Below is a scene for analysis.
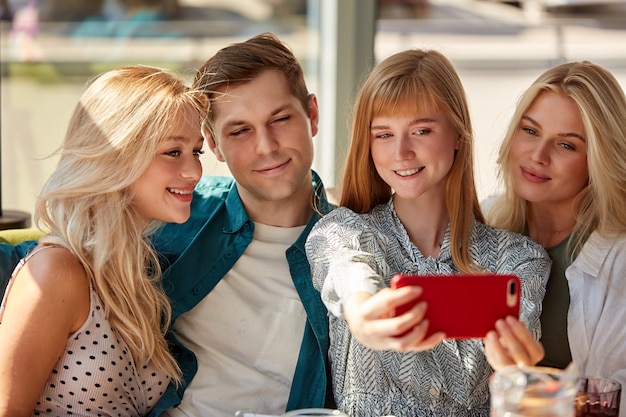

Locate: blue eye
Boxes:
[522,127,538,136]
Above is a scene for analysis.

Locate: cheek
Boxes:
[431,141,456,169]
[369,144,386,168]
[213,147,226,162]
[566,159,589,191]
[217,143,249,170]
[507,139,524,162]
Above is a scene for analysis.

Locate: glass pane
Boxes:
[375,0,626,200]
[1,0,318,218]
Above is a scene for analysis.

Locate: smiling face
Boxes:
[131,104,204,224]
[370,109,459,205]
[207,69,318,222]
[508,90,589,212]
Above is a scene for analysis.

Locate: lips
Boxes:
[256,159,290,174]
[395,167,425,177]
[520,166,550,183]
[167,187,193,195]
[167,187,194,202]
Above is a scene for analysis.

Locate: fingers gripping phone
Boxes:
[390,273,521,340]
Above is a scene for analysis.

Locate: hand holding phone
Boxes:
[390,273,520,340]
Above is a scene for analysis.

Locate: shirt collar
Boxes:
[571,231,613,277]
[222,170,336,235]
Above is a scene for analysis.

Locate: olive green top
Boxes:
[537,234,574,369]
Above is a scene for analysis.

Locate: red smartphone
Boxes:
[390,273,520,340]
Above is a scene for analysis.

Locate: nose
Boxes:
[530,139,550,165]
[181,155,202,181]
[394,133,415,160]
[255,127,279,155]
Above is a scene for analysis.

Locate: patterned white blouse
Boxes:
[305,200,550,417]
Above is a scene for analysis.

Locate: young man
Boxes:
[151,32,335,417]
[0,33,335,417]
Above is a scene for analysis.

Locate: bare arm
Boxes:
[0,247,89,417]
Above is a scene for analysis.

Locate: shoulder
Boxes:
[5,245,89,322]
[474,222,548,259]
[18,246,87,292]
[571,232,626,276]
[188,175,233,219]
[193,175,234,198]
[309,207,365,243]
[1,245,90,354]
[308,205,391,252]
[314,206,369,229]
[584,232,626,254]
[191,175,234,213]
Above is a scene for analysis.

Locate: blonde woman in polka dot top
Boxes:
[0,65,208,416]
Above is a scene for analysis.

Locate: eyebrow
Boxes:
[521,115,586,142]
[370,117,437,131]
[166,135,205,145]
[270,103,293,116]
[222,103,296,129]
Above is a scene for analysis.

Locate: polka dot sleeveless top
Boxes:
[2,246,170,416]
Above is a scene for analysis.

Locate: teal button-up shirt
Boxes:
[148,171,335,416]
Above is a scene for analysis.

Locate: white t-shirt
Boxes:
[165,223,307,417]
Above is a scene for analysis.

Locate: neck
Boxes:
[527,203,576,248]
[240,186,314,228]
[393,194,449,258]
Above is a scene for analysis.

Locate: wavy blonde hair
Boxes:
[34,65,208,383]
[489,61,626,257]
[340,49,484,273]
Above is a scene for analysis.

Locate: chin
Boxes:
[163,210,192,224]
[173,215,191,224]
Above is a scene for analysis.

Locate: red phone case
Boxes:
[390,273,520,339]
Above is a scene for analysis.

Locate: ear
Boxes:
[308,94,319,137]
[202,123,225,162]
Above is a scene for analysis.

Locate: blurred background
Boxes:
[1,0,625,225]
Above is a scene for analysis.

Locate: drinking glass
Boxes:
[490,365,578,417]
[282,409,349,417]
[575,376,621,417]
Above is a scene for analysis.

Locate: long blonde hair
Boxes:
[35,65,208,383]
[340,49,484,273]
[489,61,626,256]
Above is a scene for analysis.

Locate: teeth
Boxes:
[168,188,193,195]
[396,167,423,177]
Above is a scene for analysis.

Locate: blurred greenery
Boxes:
[6,61,184,83]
